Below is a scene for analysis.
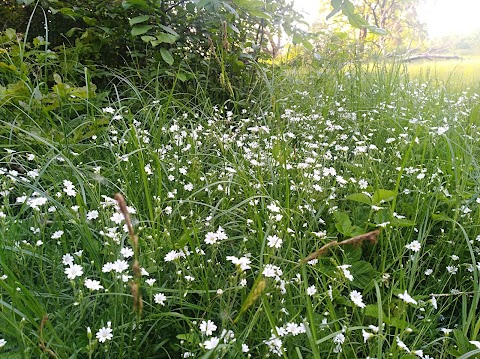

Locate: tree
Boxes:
[324,0,427,55]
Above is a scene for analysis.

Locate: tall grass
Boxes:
[2,33,480,358]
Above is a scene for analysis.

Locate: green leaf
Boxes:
[302,39,313,51]
[390,218,415,227]
[367,25,388,36]
[292,33,303,45]
[122,0,149,10]
[351,261,377,289]
[334,211,352,235]
[156,32,178,44]
[176,73,187,82]
[372,189,395,205]
[346,193,372,205]
[53,73,62,84]
[160,48,174,65]
[129,15,150,26]
[432,213,451,222]
[5,28,16,40]
[131,25,153,36]
[158,24,179,37]
[454,329,471,355]
[141,35,156,43]
[82,16,97,26]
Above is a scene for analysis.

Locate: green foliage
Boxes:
[2,0,310,102]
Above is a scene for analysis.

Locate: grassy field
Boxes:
[407,56,480,90]
[2,53,480,358]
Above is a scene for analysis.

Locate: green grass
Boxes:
[407,56,480,91]
[2,50,480,358]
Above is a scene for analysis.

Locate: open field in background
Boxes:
[406,56,480,90]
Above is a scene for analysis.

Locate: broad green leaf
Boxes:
[0,62,18,72]
[82,16,97,26]
[122,0,149,10]
[160,48,174,65]
[302,39,313,51]
[346,193,372,205]
[129,15,150,26]
[372,189,395,205]
[53,73,62,84]
[158,24,179,37]
[131,25,153,36]
[292,33,303,45]
[367,25,388,35]
[141,35,156,43]
[58,7,79,19]
[351,261,377,289]
[334,211,352,232]
[176,73,187,82]
[156,32,178,44]
[5,28,16,40]
[248,8,272,20]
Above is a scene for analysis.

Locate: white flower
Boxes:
[145,278,156,286]
[337,265,354,281]
[112,259,129,273]
[110,212,124,224]
[333,333,345,353]
[84,279,103,291]
[120,247,134,259]
[0,339,6,347]
[102,106,115,114]
[62,253,74,266]
[267,235,283,249]
[358,179,368,189]
[184,183,193,191]
[362,329,374,342]
[63,180,76,197]
[204,232,218,245]
[447,265,458,274]
[430,295,438,310]
[396,336,410,352]
[226,256,251,272]
[350,290,366,308]
[242,343,249,352]
[199,320,217,336]
[412,349,424,357]
[267,202,281,213]
[144,164,153,175]
[102,262,115,273]
[154,293,167,306]
[86,210,99,220]
[27,196,47,210]
[202,336,220,350]
[307,285,317,296]
[164,250,179,262]
[398,290,417,305]
[65,264,83,280]
[96,325,113,343]
[51,230,64,239]
[405,240,421,252]
[262,264,282,278]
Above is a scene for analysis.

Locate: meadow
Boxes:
[2,39,480,358]
[406,56,480,91]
